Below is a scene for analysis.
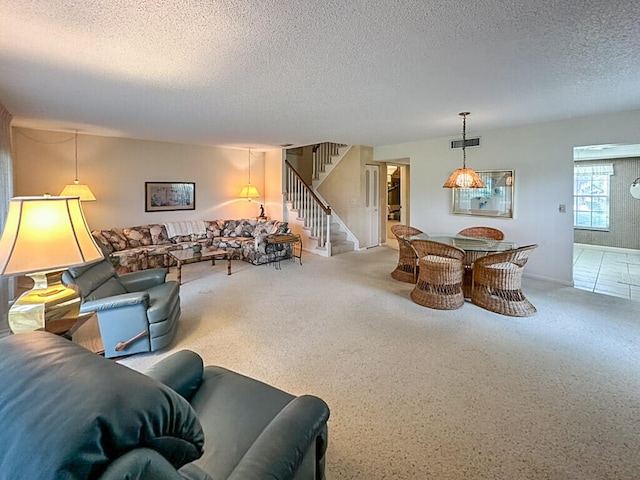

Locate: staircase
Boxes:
[284,144,355,257]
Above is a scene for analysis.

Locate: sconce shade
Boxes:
[60,181,97,202]
[443,168,487,188]
[0,196,102,276]
[238,184,261,200]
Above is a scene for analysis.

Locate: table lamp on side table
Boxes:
[0,196,103,334]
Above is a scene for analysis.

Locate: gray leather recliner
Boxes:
[0,332,330,480]
[62,247,180,358]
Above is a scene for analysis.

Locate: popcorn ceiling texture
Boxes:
[1,0,639,147]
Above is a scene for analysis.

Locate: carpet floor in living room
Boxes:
[119,246,640,480]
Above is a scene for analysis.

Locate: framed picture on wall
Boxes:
[145,182,196,212]
[452,170,514,218]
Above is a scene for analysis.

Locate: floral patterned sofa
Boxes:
[91,219,291,274]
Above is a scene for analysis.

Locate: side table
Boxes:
[265,234,302,269]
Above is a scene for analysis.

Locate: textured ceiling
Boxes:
[1,0,639,149]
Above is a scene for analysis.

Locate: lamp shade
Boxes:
[238,184,261,200]
[0,196,103,276]
[443,168,486,188]
[60,181,96,201]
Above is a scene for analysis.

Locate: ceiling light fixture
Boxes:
[60,130,96,201]
[238,148,260,201]
[443,112,486,189]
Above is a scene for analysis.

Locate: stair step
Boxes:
[330,240,355,255]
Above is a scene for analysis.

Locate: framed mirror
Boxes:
[452,170,514,218]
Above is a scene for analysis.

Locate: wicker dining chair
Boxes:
[390,224,423,283]
[410,239,465,310]
[457,226,505,240]
[471,244,538,317]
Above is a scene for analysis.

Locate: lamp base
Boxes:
[8,271,81,334]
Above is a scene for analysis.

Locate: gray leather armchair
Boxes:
[0,332,330,480]
[62,248,180,358]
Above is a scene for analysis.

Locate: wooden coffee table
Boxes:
[166,247,231,285]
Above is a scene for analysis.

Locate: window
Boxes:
[573,163,613,230]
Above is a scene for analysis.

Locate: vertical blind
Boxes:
[0,102,13,334]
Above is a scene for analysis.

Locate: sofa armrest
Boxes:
[81,292,150,313]
[228,395,330,480]
[145,350,204,402]
[119,268,168,292]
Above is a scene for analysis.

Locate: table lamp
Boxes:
[0,196,103,333]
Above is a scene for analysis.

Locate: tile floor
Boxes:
[573,243,640,301]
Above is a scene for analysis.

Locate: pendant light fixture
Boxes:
[60,130,97,201]
[238,148,260,201]
[443,112,486,189]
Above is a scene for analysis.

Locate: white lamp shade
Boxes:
[0,196,103,276]
[60,182,96,201]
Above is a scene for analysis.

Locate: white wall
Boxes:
[374,109,640,285]
[12,128,281,230]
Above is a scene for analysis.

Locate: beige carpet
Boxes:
[120,246,640,479]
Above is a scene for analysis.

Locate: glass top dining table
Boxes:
[404,233,518,254]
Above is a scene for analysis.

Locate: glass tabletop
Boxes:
[405,233,518,252]
[168,247,227,261]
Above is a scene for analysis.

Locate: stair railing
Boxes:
[285,160,332,252]
[312,142,345,181]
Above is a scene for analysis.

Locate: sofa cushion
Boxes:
[123,225,153,248]
[150,224,172,245]
[101,228,129,251]
[92,231,115,253]
[0,332,204,480]
[205,220,224,238]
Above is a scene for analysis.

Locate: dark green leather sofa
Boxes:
[0,332,330,480]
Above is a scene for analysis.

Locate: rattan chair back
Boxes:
[390,225,423,283]
[458,226,505,240]
[410,239,465,310]
[471,244,538,317]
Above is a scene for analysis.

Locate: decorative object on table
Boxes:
[443,112,486,189]
[631,177,640,199]
[238,148,260,201]
[471,244,538,317]
[258,203,267,219]
[59,130,96,201]
[451,170,514,218]
[390,224,423,283]
[145,181,195,212]
[458,226,505,240]
[409,239,465,310]
[0,196,103,334]
[192,244,202,253]
[61,243,181,358]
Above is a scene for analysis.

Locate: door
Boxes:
[364,165,380,248]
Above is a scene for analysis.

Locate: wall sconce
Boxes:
[631,178,640,199]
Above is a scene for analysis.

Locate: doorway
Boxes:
[386,163,409,242]
[572,143,640,301]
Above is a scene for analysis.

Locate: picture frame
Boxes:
[452,170,514,218]
[145,182,195,212]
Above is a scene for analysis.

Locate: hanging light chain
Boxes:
[74,130,79,181]
[460,112,469,169]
